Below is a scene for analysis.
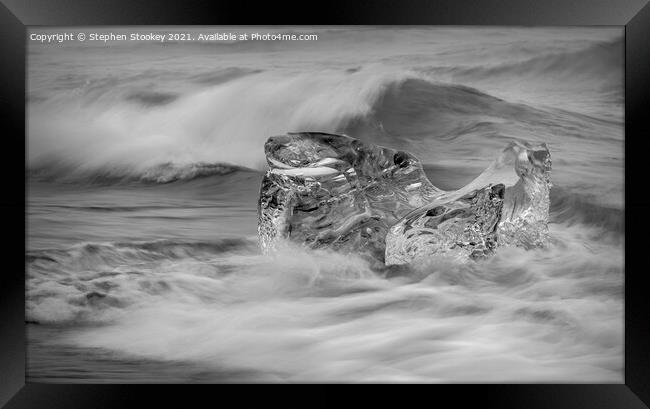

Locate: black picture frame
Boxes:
[2,0,649,407]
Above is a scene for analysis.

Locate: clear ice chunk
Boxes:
[257,132,552,265]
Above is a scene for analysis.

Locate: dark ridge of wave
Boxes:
[124,91,179,107]
[26,93,48,103]
[115,238,253,253]
[33,69,182,98]
[189,67,263,85]
[542,105,623,128]
[27,162,254,185]
[148,39,283,53]
[138,162,248,183]
[39,204,242,213]
[420,39,622,89]
[549,186,623,232]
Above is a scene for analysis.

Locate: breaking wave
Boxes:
[28,68,412,172]
[28,69,570,178]
[28,161,249,184]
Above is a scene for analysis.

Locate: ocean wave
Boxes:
[124,91,179,107]
[549,186,623,232]
[28,68,551,173]
[28,65,622,213]
[26,239,371,324]
[28,67,263,105]
[28,69,405,172]
[27,210,623,325]
[26,237,261,323]
[342,77,543,145]
[419,39,622,92]
[25,223,622,382]
[28,237,257,265]
[28,161,250,184]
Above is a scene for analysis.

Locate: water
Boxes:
[27,26,624,382]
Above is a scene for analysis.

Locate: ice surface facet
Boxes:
[385,184,505,265]
[496,142,552,249]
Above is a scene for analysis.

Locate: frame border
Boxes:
[2,0,648,407]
